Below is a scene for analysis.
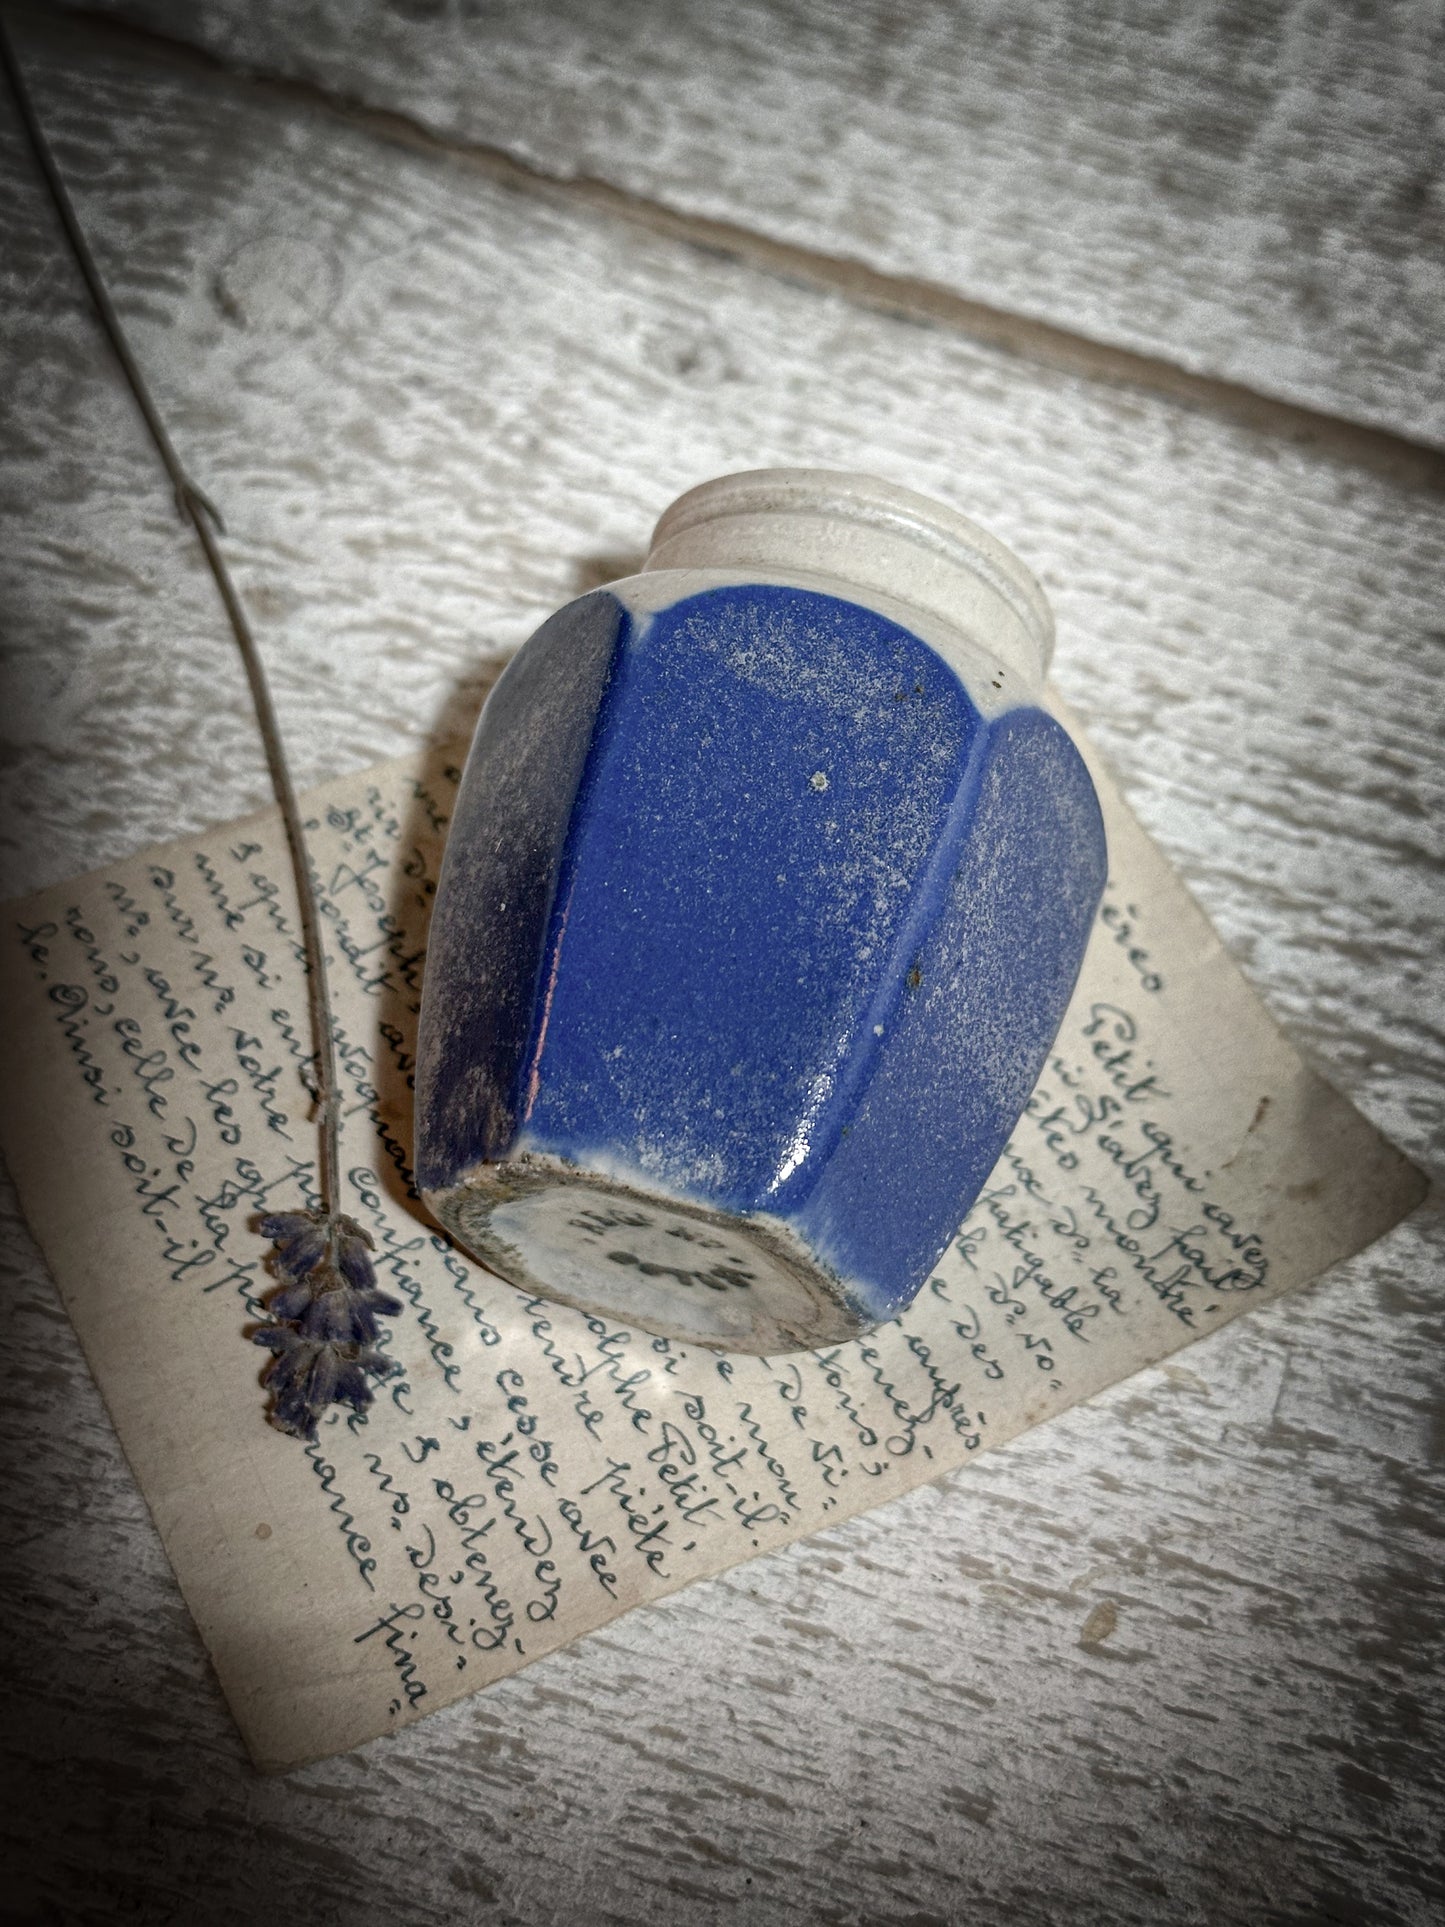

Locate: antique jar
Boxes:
[416,469,1106,1352]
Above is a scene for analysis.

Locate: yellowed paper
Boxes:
[0,726,1423,1768]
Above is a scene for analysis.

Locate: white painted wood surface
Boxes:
[72,0,1445,447]
[0,9,1441,1924]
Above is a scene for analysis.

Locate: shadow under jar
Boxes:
[415,469,1106,1353]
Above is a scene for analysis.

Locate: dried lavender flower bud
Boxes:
[254,1329,398,1440]
[253,1211,401,1440]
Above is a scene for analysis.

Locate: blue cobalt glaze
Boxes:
[416,472,1106,1352]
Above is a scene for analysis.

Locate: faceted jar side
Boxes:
[416,509,1106,1354]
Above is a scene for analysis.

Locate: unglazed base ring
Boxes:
[425,1156,869,1354]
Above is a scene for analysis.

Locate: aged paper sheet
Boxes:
[0,718,1423,1769]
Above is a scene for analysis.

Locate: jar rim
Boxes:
[649,467,1054,670]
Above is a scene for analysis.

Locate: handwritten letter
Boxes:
[0,718,1422,1767]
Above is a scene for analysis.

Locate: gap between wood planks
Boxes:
[40,4,1445,495]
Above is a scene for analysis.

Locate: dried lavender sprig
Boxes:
[1,23,402,1435]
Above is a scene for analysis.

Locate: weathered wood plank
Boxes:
[70,0,1445,446]
[1,13,1441,1925]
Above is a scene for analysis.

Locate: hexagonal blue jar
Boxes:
[416,470,1105,1353]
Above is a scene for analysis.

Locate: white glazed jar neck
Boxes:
[642,468,1054,691]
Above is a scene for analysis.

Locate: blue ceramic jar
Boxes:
[416,471,1106,1352]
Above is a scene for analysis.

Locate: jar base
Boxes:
[425,1157,868,1354]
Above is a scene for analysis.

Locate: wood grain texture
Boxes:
[67,0,1445,448]
[0,10,1441,1924]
